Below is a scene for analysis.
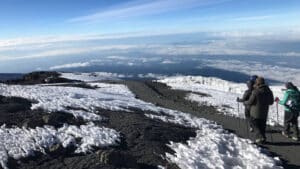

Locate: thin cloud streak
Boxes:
[1,42,300,62]
[0,30,202,49]
[68,0,229,23]
[232,15,274,22]
[1,29,300,51]
[49,62,90,70]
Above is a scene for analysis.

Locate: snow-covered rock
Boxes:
[60,72,132,82]
[0,123,119,169]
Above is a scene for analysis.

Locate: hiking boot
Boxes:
[291,136,299,141]
[255,138,266,144]
[281,131,290,138]
[249,127,254,132]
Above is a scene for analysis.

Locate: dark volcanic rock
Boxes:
[4,71,76,85]
[0,96,84,128]
[98,109,196,168]
[8,108,195,169]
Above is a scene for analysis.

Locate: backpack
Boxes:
[286,91,300,112]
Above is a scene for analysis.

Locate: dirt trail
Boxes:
[123,80,300,169]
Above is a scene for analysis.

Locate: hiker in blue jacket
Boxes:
[275,82,300,141]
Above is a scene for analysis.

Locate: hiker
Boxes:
[275,82,300,141]
[237,80,255,132]
[244,77,274,143]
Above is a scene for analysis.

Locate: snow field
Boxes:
[0,75,282,169]
[0,83,160,121]
[63,73,282,168]
[158,76,295,127]
[0,82,173,168]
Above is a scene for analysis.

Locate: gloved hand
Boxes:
[236,97,241,102]
[275,97,279,102]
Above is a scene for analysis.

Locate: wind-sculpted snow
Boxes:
[146,109,282,169]
[0,80,282,169]
[0,123,119,169]
[60,72,131,82]
[0,83,158,121]
[158,76,295,127]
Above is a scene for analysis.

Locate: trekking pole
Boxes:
[246,118,250,138]
[247,124,250,138]
[269,125,274,143]
[237,102,241,130]
[276,102,279,126]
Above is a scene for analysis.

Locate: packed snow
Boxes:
[146,107,282,169]
[0,123,119,169]
[158,75,297,127]
[60,72,132,82]
[0,75,283,169]
[0,83,160,121]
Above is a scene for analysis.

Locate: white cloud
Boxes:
[4,42,300,62]
[0,45,136,61]
[105,55,129,60]
[201,59,300,84]
[138,73,168,79]
[0,31,193,50]
[49,62,91,70]
[212,29,300,41]
[143,44,300,57]
[1,29,300,63]
[161,60,178,64]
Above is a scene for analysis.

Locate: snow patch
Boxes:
[0,123,119,169]
[146,107,282,169]
[60,72,132,82]
[0,82,161,121]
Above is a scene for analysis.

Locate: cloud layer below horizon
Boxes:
[1,30,300,62]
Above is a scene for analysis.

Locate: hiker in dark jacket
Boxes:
[237,80,255,132]
[275,82,299,141]
[244,77,274,143]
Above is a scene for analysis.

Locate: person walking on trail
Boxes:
[244,77,274,143]
[275,82,300,141]
[237,80,255,132]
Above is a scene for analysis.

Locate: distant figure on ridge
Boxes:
[275,82,300,141]
[244,77,274,143]
[237,80,255,132]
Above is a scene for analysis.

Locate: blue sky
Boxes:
[0,0,300,73]
[0,0,299,38]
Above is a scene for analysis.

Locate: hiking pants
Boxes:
[284,111,299,137]
[245,109,252,128]
[251,118,267,140]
